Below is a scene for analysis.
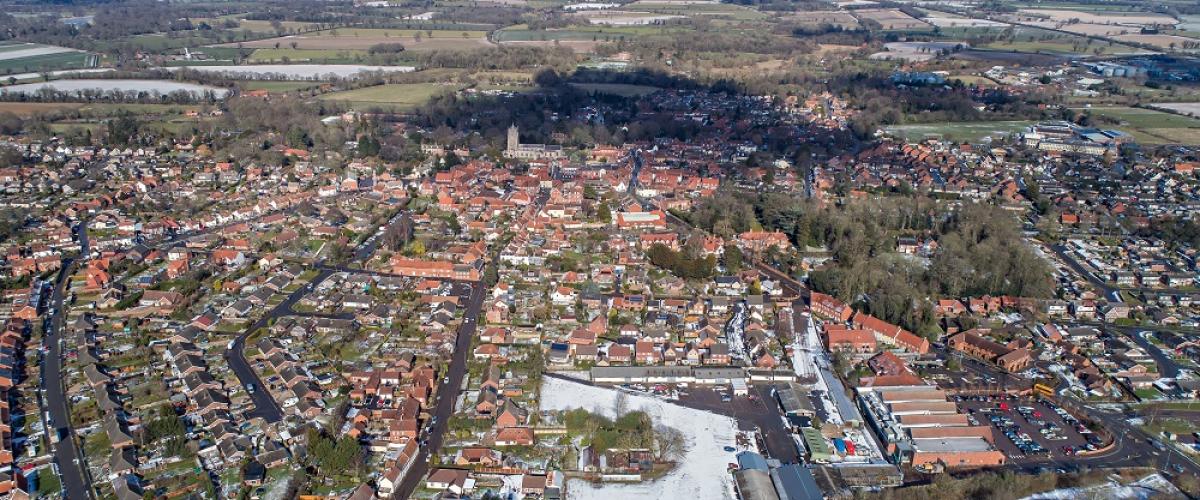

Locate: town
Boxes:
[1,0,1200,499]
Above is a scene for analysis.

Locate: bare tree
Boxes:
[613,391,629,416]
[655,425,686,461]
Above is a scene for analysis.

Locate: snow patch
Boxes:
[540,377,738,500]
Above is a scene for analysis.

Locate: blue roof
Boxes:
[737,451,770,471]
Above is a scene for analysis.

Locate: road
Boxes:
[392,281,484,499]
[41,221,93,499]
[222,269,335,423]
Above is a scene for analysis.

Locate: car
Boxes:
[723,446,736,452]
[246,384,256,394]
[443,376,450,384]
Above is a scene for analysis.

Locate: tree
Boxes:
[723,244,744,273]
[597,202,612,223]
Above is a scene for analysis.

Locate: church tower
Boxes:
[506,124,519,152]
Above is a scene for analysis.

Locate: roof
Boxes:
[911,437,994,453]
[770,464,823,500]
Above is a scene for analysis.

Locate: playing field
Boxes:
[0,42,92,74]
[1018,9,1177,27]
[317,83,460,110]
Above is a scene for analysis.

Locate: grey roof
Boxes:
[770,464,823,500]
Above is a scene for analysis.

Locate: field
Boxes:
[921,14,1008,29]
[1114,34,1199,50]
[853,8,930,30]
[0,42,93,75]
[980,37,1143,56]
[782,11,859,29]
[236,81,322,92]
[573,10,686,25]
[217,28,492,52]
[317,83,460,110]
[1,79,228,97]
[171,64,415,79]
[623,0,767,20]
[570,82,662,96]
[245,48,368,63]
[1017,9,1178,27]
[1148,102,1200,117]
[0,102,83,116]
[1077,106,1200,144]
[884,121,1034,142]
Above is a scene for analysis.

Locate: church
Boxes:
[503,124,564,160]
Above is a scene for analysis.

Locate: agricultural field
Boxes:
[1078,106,1200,144]
[870,41,968,62]
[244,48,369,63]
[782,11,859,29]
[169,64,415,80]
[1113,34,1199,51]
[1016,9,1178,27]
[883,120,1034,142]
[623,0,767,20]
[980,37,1143,56]
[217,28,492,52]
[949,75,999,87]
[572,10,686,26]
[0,102,83,117]
[0,42,93,75]
[1148,102,1200,117]
[922,16,1009,29]
[853,8,930,30]
[236,80,323,92]
[317,82,460,110]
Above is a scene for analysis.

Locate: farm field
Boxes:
[236,80,322,92]
[884,120,1034,142]
[623,0,766,20]
[167,64,415,79]
[573,10,685,25]
[1017,9,1178,27]
[317,83,460,110]
[853,8,930,30]
[1148,102,1200,117]
[922,16,1009,28]
[980,37,1143,55]
[949,75,999,87]
[245,48,369,63]
[1113,34,1199,50]
[217,28,492,52]
[870,41,968,62]
[0,79,229,97]
[1077,106,1200,144]
[0,102,83,116]
[783,11,859,29]
[570,82,663,96]
[0,42,93,74]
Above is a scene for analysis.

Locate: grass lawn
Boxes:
[318,83,460,110]
[884,120,1034,142]
[570,82,662,97]
[0,102,83,116]
[1141,417,1199,437]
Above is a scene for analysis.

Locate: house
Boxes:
[494,427,535,446]
[425,468,473,495]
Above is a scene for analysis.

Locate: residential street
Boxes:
[42,257,91,500]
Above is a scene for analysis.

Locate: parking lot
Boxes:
[956,395,1105,463]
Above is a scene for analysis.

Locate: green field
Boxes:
[884,121,1035,142]
[247,48,369,63]
[496,24,687,42]
[1077,106,1200,144]
[571,82,663,97]
[318,83,460,110]
[237,80,322,92]
[0,51,93,75]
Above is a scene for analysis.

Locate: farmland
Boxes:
[1077,106,1200,144]
[0,42,94,75]
[217,28,493,52]
[317,82,460,110]
[853,8,930,30]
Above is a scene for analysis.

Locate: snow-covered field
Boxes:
[540,377,739,500]
[0,44,80,61]
[164,64,415,80]
[1022,473,1181,500]
[0,79,228,97]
